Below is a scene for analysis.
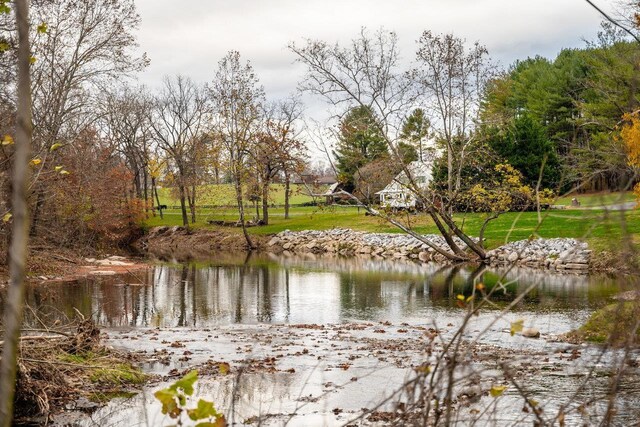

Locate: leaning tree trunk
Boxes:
[0,1,32,425]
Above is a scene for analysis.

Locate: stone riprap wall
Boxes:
[268,229,591,271]
[485,238,590,271]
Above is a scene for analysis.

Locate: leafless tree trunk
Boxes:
[177,175,188,226]
[152,176,163,219]
[0,1,32,424]
[187,182,196,224]
[232,161,252,247]
[284,171,291,219]
[261,181,269,225]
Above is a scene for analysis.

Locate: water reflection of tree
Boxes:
[16,258,626,329]
[20,280,93,327]
[256,265,273,322]
[339,272,384,318]
[428,265,486,308]
[177,265,188,327]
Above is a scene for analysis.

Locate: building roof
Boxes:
[293,174,338,185]
[322,182,342,196]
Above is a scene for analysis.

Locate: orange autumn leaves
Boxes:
[620,113,640,204]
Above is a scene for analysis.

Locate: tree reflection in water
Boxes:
[11,254,627,329]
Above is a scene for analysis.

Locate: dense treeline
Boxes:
[477,23,639,193]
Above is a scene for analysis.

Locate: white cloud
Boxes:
[135,0,612,86]
[132,0,617,159]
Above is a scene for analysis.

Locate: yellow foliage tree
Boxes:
[619,113,640,204]
[463,163,554,213]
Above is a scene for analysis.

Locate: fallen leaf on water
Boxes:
[510,319,524,336]
[490,385,507,397]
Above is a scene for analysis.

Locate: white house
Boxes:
[376,161,433,209]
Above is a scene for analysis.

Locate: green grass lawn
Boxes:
[156,183,322,207]
[554,191,635,207]
[143,201,640,250]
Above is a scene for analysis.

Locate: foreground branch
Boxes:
[0,1,33,425]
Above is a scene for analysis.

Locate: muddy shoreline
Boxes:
[134,225,270,261]
[56,320,640,426]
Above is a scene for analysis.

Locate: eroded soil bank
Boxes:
[134,226,269,261]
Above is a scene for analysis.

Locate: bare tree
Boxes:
[0,0,32,424]
[150,76,209,227]
[101,85,153,208]
[290,28,487,261]
[416,31,494,208]
[253,97,306,223]
[209,51,265,247]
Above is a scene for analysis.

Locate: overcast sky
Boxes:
[133,0,616,158]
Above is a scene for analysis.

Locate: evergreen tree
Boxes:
[400,108,431,162]
[487,114,561,188]
[334,105,388,190]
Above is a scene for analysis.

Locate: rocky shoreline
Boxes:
[268,228,591,272]
[135,226,592,272]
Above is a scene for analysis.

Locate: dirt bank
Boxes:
[135,226,270,261]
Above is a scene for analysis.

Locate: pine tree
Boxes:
[334,105,388,191]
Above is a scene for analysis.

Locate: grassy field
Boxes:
[158,185,635,208]
[554,191,635,207]
[143,197,640,250]
[156,183,321,207]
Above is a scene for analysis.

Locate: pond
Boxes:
[17,253,640,426]
[23,253,624,331]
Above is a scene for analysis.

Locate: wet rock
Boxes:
[418,251,430,262]
[268,237,280,246]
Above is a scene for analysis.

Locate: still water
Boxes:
[20,253,639,426]
[22,253,624,331]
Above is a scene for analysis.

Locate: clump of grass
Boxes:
[88,391,138,403]
[569,301,640,345]
[58,350,147,385]
[14,319,148,423]
[89,363,147,385]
